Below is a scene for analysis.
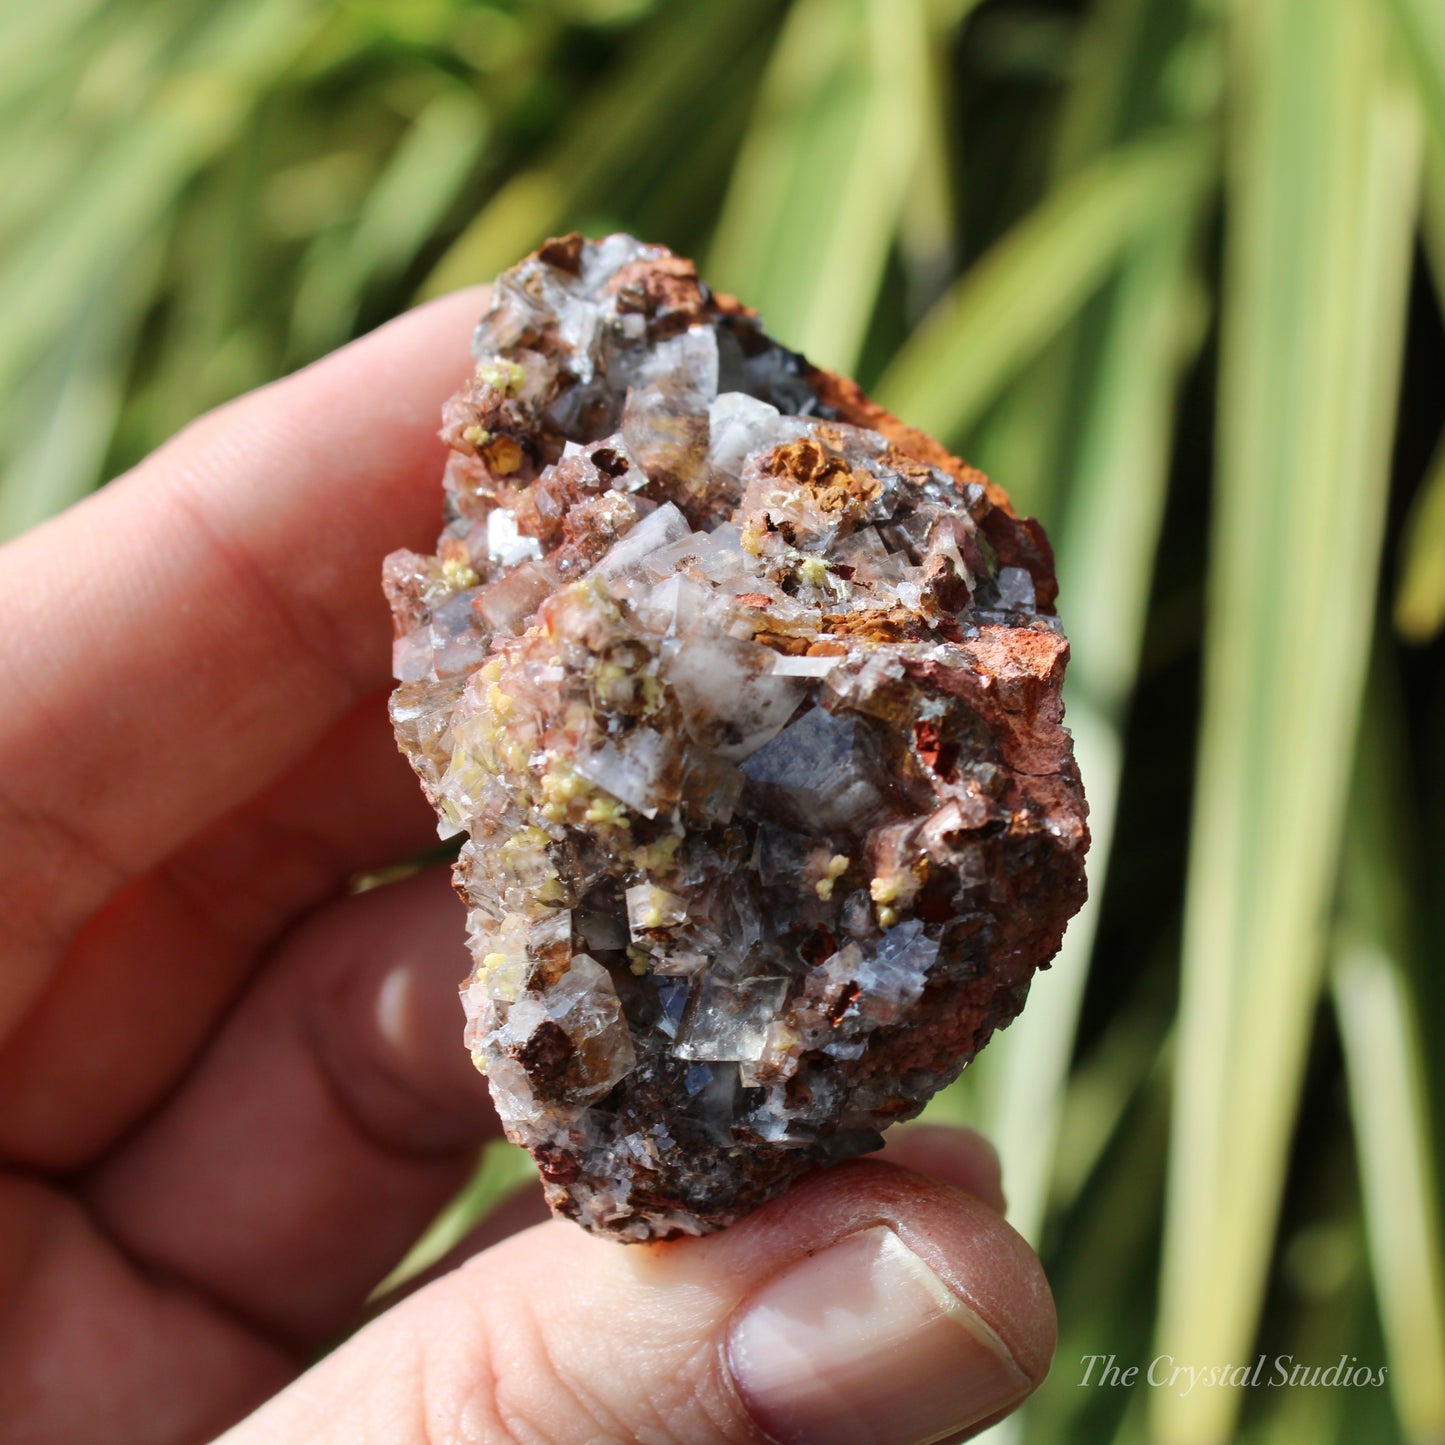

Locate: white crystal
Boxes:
[392,627,434,682]
[770,653,843,677]
[589,501,692,583]
[996,565,1037,611]
[707,391,806,479]
[662,633,808,761]
[739,705,885,831]
[475,559,554,634]
[674,973,791,1063]
[624,326,719,406]
[574,728,673,817]
[625,883,689,938]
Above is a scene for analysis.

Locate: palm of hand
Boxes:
[0,291,1052,1445]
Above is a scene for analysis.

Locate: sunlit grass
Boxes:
[1158,0,1422,1430]
[3,3,1442,1441]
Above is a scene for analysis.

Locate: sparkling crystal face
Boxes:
[385,235,1089,1240]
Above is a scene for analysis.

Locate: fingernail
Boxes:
[727,1225,1032,1445]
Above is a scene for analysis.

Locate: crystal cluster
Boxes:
[386,234,1088,1240]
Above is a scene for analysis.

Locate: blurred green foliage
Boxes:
[4,1,1444,1441]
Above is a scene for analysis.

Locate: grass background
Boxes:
[3,1,1444,1440]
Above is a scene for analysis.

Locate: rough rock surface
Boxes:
[385,234,1088,1241]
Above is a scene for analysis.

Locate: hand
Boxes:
[0,292,1056,1445]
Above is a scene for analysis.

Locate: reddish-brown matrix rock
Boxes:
[385,234,1089,1241]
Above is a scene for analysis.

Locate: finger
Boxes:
[0,690,437,1166]
[85,867,500,1347]
[383,1127,1007,1313]
[217,1160,1055,1445]
[0,285,485,1040]
[367,1176,553,1312]
[0,1176,293,1445]
[877,1124,1007,1214]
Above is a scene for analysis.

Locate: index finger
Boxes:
[0,287,486,1038]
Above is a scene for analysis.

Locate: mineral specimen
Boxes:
[385,234,1088,1241]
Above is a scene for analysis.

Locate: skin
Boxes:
[0,290,1056,1444]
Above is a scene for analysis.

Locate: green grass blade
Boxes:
[347,87,490,287]
[1384,0,1445,168]
[1155,2,1423,1438]
[977,210,1205,1248]
[1051,0,1220,177]
[370,1141,536,1301]
[1050,1006,1174,1217]
[874,130,1210,451]
[1332,697,1445,1444]
[0,0,320,405]
[0,0,157,84]
[0,0,109,122]
[1394,431,1445,644]
[288,85,490,358]
[705,0,933,374]
[920,0,1217,1274]
[116,124,282,455]
[895,3,973,321]
[1023,1062,1172,1445]
[961,0,1220,525]
[1426,149,1445,294]
[0,236,165,539]
[0,5,176,251]
[0,0,104,52]
[1250,1145,1380,1445]
[420,0,779,296]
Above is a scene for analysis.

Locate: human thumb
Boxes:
[217,1158,1055,1445]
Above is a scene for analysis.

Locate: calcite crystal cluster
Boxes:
[386,234,1088,1240]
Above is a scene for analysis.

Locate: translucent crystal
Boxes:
[739,705,886,834]
[588,501,691,584]
[473,559,555,633]
[674,973,791,1063]
[662,633,808,761]
[487,508,544,567]
[386,234,1089,1240]
[625,883,689,938]
[574,729,674,818]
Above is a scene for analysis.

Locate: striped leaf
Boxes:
[875,130,1210,450]
[1156,2,1423,1440]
